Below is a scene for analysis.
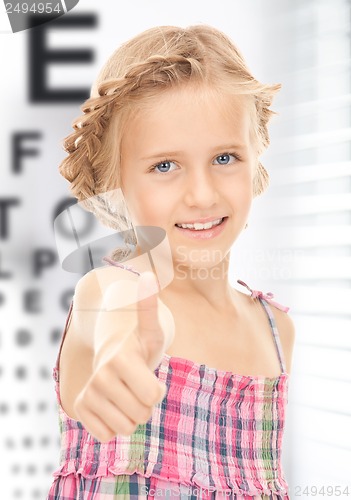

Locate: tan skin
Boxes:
[59,258,295,424]
[58,85,296,429]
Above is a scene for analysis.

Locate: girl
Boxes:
[47,24,295,500]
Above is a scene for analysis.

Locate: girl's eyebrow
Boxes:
[141,143,247,161]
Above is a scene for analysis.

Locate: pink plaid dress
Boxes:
[47,258,291,499]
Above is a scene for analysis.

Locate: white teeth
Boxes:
[176,218,223,230]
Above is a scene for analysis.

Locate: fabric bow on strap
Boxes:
[237,279,290,313]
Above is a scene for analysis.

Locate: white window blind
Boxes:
[231,0,351,494]
[270,0,351,491]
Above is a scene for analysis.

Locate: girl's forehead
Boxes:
[119,85,254,158]
[125,84,253,131]
[142,84,249,112]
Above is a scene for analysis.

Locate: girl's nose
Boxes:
[183,168,219,208]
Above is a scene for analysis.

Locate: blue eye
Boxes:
[150,160,177,174]
[149,152,240,174]
[213,153,237,165]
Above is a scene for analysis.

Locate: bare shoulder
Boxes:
[269,305,296,375]
[74,264,139,305]
[67,268,103,351]
[73,265,116,306]
[74,268,103,307]
[71,264,138,348]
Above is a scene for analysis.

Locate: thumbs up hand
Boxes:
[73,271,175,443]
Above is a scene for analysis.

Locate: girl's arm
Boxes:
[63,267,175,441]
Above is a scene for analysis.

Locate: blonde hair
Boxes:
[59,24,281,261]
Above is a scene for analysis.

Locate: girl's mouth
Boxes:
[174,216,228,240]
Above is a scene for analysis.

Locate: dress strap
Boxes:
[53,299,74,379]
[237,280,289,313]
[237,279,289,375]
[102,256,141,275]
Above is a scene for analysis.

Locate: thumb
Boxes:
[136,271,165,370]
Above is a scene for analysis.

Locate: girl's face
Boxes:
[120,85,256,270]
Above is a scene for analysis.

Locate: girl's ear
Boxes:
[252,161,269,197]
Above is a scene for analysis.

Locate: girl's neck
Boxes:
[121,243,237,311]
[161,254,238,312]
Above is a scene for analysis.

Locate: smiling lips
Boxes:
[175,217,224,230]
[174,216,228,239]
